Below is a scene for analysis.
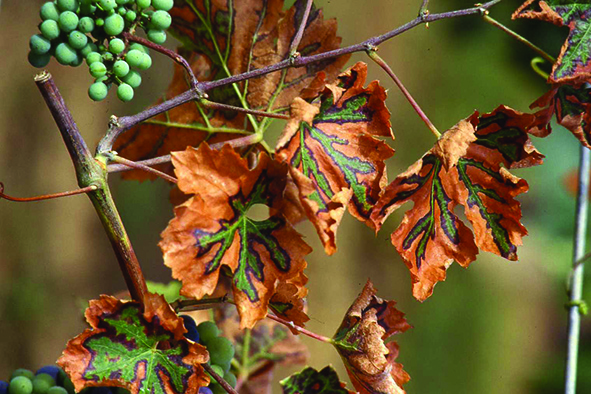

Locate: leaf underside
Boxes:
[333,280,410,394]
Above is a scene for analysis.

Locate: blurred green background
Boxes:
[1,0,590,393]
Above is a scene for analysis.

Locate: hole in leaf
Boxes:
[246,204,271,221]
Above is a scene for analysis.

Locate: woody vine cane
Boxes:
[1,0,591,394]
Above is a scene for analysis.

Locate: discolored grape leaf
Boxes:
[332,280,410,394]
[513,0,591,83]
[276,62,394,255]
[527,83,591,148]
[214,302,309,394]
[160,144,311,328]
[280,366,354,394]
[114,0,349,182]
[371,106,544,300]
[57,293,209,394]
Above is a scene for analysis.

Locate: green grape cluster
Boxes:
[1,366,130,394]
[28,0,174,102]
[181,316,237,394]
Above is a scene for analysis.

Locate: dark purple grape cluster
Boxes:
[180,315,237,394]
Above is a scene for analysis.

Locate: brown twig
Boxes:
[122,32,199,90]
[105,153,178,183]
[202,363,239,394]
[96,0,501,153]
[201,99,289,120]
[266,313,332,343]
[0,183,98,202]
[288,0,314,56]
[172,295,228,312]
[367,49,441,138]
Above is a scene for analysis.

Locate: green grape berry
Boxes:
[70,53,83,66]
[117,83,134,102]
[46,387,67,394]
[28,51,52,68]
[80,42,97,58]
[210,384,226,394]
[30,35,51,55]
[40,20,60,40]
[40,2,60,21]
[58,11,79,33]
[11,370,34,381]
[136,53,152,70]
[129,43,148,54]
[86,51,102,64]
[88,82,109,101]
[89,61,107,78]
[125,10,137,22]
[147,29,166,44]
[79,3,97,15]
[151,10,171,30]
[95,18,105,27]
[207,337,234,367]
[116,0,131,4]
[223,372,236,388]
[9,377,33,394]
[152,0,173,11]
[104,13,124,36]
[209,365,224,379]
[122,70,141,88]
[136,0,151,9]
[78,17,95,33]
[57,0,79,12]
[55,42,78,65]
[125,49,144,68]
[68,31,88,49]
[109,38,125,54]
[32,374,55,394]
[113,60,130,77]
[197,321,220,344]
[117,6,127,15]
[99,0,117,11]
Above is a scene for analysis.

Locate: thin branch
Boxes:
[108,154,172,173]
[36,72,148,304]
[107,133,262,174]
[35,72,98,184]
[367,49,441,138]
[288,0,314,56]
[201,99,290,120]
[122,32,199,89]
[482,13,555,63]
[266,313,333,343]
[202,363,239,394]
[105,153,178,183]
[565,146,591,394]
[172,295,228,312]
[0,183,98,202]
[96,0,502,154]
